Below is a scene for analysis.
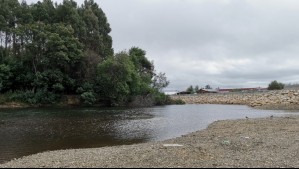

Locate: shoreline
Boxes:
[0,115,298,168]
[171,90,299,110]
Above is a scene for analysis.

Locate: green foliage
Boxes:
[0,64,12,92]
[0,0,113,104]
[52,83,65,92]
[153,92,171,106]
[129,47,153,83]
[0,0,169,106]
[194,85,199,92]
[76,82,97,105]
[153,92,185,105]
[94,49,168,106]
[80,0,113,57]
[152,72,170,92]
[95,53,134,105]
[80,92,96,105]
[0,94,9,104]
[76,82,94,93]
[10,89,59,105]
[268,80,285,90]
[171,99,186,105]
[205,85,212,89]
[186,85,194,94]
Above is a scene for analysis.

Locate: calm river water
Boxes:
[0,104,297,163]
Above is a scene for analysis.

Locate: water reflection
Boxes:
[0,104,297,163]
[0,107,152,163]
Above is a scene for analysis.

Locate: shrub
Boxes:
[268,80,284,90]
[52,83,65,92]
[0,94,9,104]
[80,92,96,105]
[152,91,186,105]
[171,99,185,105]
[154,92,170,105]
[9,89,59,105]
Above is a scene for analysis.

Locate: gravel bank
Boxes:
[1,116,298,168]
[171,90,299,109]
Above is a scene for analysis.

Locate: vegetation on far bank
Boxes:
[181,80,285,95]
[267,80,284,90]
[0,0,175,107]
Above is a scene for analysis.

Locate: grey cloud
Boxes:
[26,0,299,90]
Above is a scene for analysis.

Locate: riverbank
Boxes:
[0,94,182,109]
[0,102,29,109]
[1,115,298,168]
[171,90,299,110]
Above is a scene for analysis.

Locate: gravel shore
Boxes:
[0,115,298,168]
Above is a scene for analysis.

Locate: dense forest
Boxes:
[0,0,172,106]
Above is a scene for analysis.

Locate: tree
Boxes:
[128,47,154,95]
[88,0,113,57]
[268,80,284,90]
[80,0,113,58]
[0,64,12,92]
[0,0,169,106]
[45,23,83,73]
[95,52,135,105]
[205,84,212,89]
[152,72,170,92]
[0,0,21,56]
[129,47,154,80]
[194,85,199,92]
[186,85,194,94]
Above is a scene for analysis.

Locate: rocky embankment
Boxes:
[171,90,299,109]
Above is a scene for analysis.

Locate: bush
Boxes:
[0,94,9,104]
[52,83,65,92]
[154,92,170,105]
[171,99,185,105]
[80,92,96,105]
[268,80,284,90]
[9,89,59,105]
[153,92,186,105]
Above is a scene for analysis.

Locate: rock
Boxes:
[171,89,299,109]
[163,144,184,147]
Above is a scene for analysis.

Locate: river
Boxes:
[0,104,297,163]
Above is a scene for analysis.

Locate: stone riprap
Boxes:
[171,90,299,109]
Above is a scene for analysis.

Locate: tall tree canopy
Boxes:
[0,0,169,106]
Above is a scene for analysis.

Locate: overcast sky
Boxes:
[25,0,299,90]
